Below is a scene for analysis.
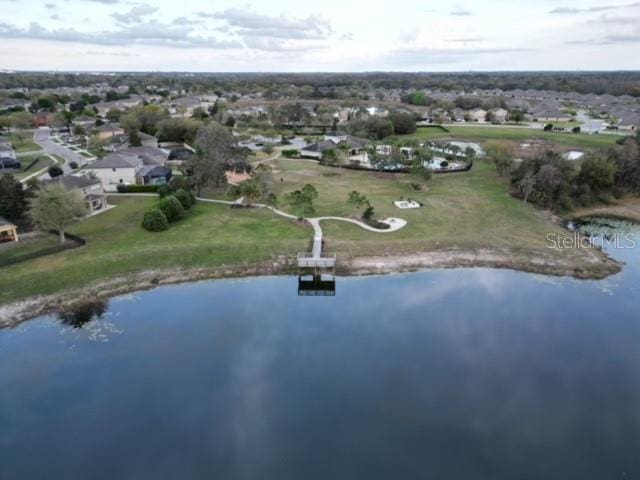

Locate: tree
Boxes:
[362,205,375,221]
[10,111,33,130]
[517,172,536,203]
[238,179,262,205]
[105,108,123,123]
[48,165,64,178]
[578,156,617,193]
[347,190,369,213]
[29,184,88,245]
[184,122,242,195]
[72,125,86,136]
[389,111,417,135]
[129,129,142,147]
[0,175,29,223]
[119,112,142,133]
[156,117,201,144]
[158,195,185,222]
[286,184,318,217]
[485,140,515,176]
[265,193,279,211]
[142,208,169,232]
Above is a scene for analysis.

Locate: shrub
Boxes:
[69,161,79,170]
[168,175,191,192]
[142,208,169,232]
[281,149,300,158]
[174,188,192,210]
[116,184,159,193]
[48,165,63,178]
[157,184,172,198]
[158,195,185,222]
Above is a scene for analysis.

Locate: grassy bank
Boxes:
[0,159,620,309]
[0,196,310,305]
[397,125,622,150]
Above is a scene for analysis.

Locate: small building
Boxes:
[43,175,109,212]
[87,149,170,191]
[0,217,19,243]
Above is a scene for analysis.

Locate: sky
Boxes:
[1,0,640,72]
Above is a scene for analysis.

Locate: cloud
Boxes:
[381,45,532,66]
[0,21,242,49]
[450,9,473,16]
[111,4,158,24]
[45,3,56,9]
[447,37,485,43]
[210,8,332,40]
[549,2,640,14]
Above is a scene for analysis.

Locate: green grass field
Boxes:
[0,197,310,305]
[0,156,615,306]
[266,158,589,260]
[397,125,622,150]
[1,132,42,153]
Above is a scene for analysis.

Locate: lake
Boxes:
[1,220,640,479]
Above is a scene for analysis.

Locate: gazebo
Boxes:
[0,217,18,243]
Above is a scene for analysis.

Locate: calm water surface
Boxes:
[1,221,640,479]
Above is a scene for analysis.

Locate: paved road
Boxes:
[32,128,82,174]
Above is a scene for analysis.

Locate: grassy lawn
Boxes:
[397,125,622,150]
[0,234,60,267]
[266,158,596,263]
[0,196,310,305]
[2,155,54,180]
[2,132,42,152]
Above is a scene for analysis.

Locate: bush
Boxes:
[48,165,63,178]
[116,184,159,193]
[142,208,169,232]
[281,149,299,158]
[174,188,193,210]
[69,161,79,170]
[158,195,185,222]
[168,176,191,192]
[157,184,172,198]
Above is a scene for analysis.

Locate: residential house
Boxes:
[94,123,125,141]
[489,108,508,123]
[43,175,108,212]
[300,134,369,160]
[468,109,487,122]
[87,149,171,191]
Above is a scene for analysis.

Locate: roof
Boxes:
[43,174,100,190]
[121,147,166,165]
[90,153,140,169]
[138,165,171,178]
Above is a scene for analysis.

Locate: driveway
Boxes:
[33,128,84,174]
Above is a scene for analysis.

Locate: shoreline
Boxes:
[0,248,621,328]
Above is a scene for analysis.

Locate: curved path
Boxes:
[113,193,407,260]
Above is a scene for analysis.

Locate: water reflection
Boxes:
[58,300,108,329]
[0,221,639,480]
[297,274,336,296]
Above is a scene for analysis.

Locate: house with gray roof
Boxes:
[43,175,108,212]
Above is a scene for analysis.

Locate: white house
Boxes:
[87,153,142,191]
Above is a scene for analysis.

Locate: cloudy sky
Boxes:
[1,0,639,71]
